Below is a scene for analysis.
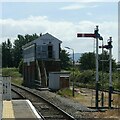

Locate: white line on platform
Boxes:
[26,100,42,119]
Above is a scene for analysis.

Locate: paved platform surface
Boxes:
[2,100,42,119]
[2,101,14,118]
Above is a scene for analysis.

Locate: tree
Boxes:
[7,39,13,67]
[13,34,39,67]
[79,52,95,70]
[18,59,23,75]
[60,49,71,70]
[2,41,7,67]
[2,33,39,68]
[2,39,13,67]
[99,50,116,72]
[79,51,116,71]
[13,35,24,67]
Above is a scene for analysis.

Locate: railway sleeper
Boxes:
[41,110,62,115]
[44,115,66,119]
[11,85,76,120]
[44,119,67,120]
[34,105,56,111]
[33,103,49,109]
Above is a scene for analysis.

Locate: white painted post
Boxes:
[2,77,11,100]
[95,26,99,109]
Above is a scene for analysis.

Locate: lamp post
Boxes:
[65,47,75,97]
[108,37,113,108]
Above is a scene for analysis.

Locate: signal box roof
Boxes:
[22,33,62,49]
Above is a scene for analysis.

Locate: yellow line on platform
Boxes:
[2,101,15,118]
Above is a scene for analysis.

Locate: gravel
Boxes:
[25,88,97,119]
[12,84,120,120]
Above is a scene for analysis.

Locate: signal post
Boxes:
[77,26,103,109]
[99,37,113,108]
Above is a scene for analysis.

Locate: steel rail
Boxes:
[11,88,26,99]
[11,83,76,120]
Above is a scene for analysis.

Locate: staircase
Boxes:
[35,60,47,87]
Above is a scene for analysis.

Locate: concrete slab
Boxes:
[2,100,42,120]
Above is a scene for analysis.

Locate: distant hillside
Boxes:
[69,53,82,62]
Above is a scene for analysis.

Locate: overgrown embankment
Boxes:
[2,68,23,85]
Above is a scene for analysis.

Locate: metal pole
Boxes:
[109,37,112,108]
[65,47,75,97]
[101,40,104,108]
[34,43,36,87]
[72,49,75,97]
[95,26,99,109]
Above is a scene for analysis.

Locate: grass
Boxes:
[57,87,120,119]
[57,86,120,109]
[57,88,73,97]
[2,67,23,86]
[57,87,93,106]
[56,87,120,119]
[113,94,120,108]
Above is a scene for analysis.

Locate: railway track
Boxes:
[11,88,26,99]
[11,84,76,120]
[113,90,120,95]
[75,83,120,95]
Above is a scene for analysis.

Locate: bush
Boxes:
[69,68,120,91]
[2,68,21,77]
[2,68,23,85]
[78,70,95,84]
[70,68,81,83]
[18,59,23,75]
[112,71,120,90]
[57,88,73,97]
[70,69,95,85]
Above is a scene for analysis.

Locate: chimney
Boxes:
[40,33,42,37]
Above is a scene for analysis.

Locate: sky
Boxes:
[0,1,119,61]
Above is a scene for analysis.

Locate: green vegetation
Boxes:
[68,52,119,91]
[60,49,72,70]
[57,88,73,97]
[69,69,120,91]
[2,68,23,85]
[2,33,119,92]
[2,34,39,68]
[79,51,116,71]
[57,70,120,98]
[79,52,95,70]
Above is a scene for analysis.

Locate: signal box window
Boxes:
[48,45,53,58]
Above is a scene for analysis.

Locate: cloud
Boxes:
[60,4,98,10]
[0,16,118,60]
[60,4,86,10]
[87,12,93,16]
[1,0,119,2]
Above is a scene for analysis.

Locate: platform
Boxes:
[2,100,42,119]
